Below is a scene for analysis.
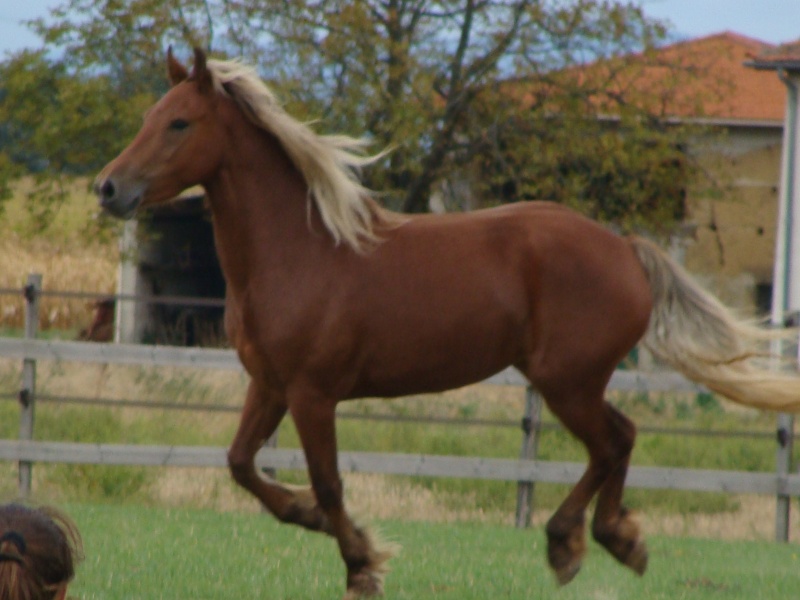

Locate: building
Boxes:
[658,33,788,312]
[588,32,790,313]
[502,32,790,311]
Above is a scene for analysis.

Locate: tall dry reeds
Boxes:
[0,236,118,331]
[0,177,118,332]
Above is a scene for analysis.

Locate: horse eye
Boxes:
[169,118,190,131]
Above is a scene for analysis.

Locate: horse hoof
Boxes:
[546,521,586,586]
[554,558,582,586]
[343,571,384,599]
[624,539,648,576]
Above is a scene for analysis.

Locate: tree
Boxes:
[29,0,237,96]
[236,0,682,218]
[468,109,690,233]
[7,0,716,232]
[0,49,158,227]
[460,32,715,233]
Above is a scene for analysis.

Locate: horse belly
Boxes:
[350,289,525,398]
[352,344,517,398]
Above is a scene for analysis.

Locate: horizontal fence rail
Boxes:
[0,286,227,308]
[0,389,781,440]
[1,441,798,496]
[0,388,779,440]
[0,337,706,393]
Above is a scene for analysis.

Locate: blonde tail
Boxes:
[631,236,800,412]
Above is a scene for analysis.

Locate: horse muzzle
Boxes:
[94,176,145,220]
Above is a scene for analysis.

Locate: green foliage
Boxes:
[0,50,156,234]
[48,463,151,501]
[33,406,153,500]
[0,153,19,214]
[30,0,204,96]
[472,114,691,233]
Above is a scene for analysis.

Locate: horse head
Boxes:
[94,48,223,219]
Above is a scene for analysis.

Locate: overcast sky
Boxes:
[1,0,799,58]
[641,0,800,44]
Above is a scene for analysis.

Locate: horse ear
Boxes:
[167,46,189,86]
[191,47,214,95]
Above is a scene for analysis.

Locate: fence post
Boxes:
[262,432,279,480]
[18,273,42,498]
[775,413,794,541]
[515,386,542,528]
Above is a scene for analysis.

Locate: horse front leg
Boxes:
[227,380,330,532]
[288,389,397,599]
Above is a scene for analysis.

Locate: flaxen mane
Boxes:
[206,59,398,251]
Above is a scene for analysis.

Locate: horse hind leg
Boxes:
[288,389,397,599]
[591,404,648,575]
[536,385,645,584]
[227,381,330,533]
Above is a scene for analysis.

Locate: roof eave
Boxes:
[676,116,784,128]
[595,113,783,129]
[744,59,800,73]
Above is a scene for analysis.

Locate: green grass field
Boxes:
[64,502,799,599]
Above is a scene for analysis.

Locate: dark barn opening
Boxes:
[124,196,227,346]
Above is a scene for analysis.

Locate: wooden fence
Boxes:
[1,275,799,540]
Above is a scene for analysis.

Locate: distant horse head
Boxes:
[94,48,223,218]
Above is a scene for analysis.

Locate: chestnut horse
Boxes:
[95,49,800,598]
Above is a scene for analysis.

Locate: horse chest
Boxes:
[225,296,330,388]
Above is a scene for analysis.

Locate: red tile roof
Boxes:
[675,32,786,122]
[543,32,790,123]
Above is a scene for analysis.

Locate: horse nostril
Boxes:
[100,180,116,201]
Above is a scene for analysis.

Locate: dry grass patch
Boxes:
[150,467,800,543]
[0,177,118,331]
[639,494,800,541]
[0,237,117,330]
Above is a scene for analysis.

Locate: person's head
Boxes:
[0,503,83,600]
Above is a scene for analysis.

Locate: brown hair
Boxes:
[0,503,83,600]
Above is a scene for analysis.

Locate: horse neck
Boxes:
[203,111,327,291]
